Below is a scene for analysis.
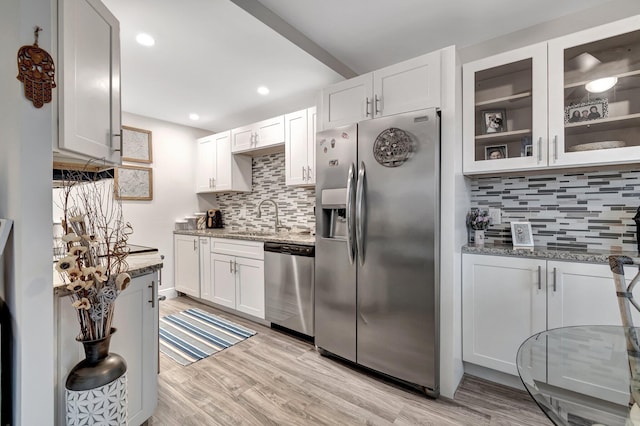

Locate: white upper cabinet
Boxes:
[57,0,121,164]
[307,107,317,184]
[285,107,316,186]
[231,115,285,154]
[372,52,441,118]
[463,16,640,174]
[463,43,548,174]
[320,51,441,130]
[321,74,374,130]
[548,16,640,168]
[196,131,251,193]
[196,135,215,193]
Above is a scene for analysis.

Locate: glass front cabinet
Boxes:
[463,16,640,174]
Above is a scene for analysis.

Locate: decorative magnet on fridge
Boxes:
[16,26,56,108]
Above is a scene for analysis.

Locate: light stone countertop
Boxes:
[174,228,316,246]
[462,243,638,264]
[54,252,164,293]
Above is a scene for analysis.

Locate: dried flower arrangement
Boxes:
[55,168,133,341]
[466,208,492,230]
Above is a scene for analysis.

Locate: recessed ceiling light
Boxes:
[257,86,270,96]
[136,33,155,47]
[585,77,618,93]
[189,113,200,121]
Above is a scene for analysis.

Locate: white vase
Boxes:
[474,230,485,245]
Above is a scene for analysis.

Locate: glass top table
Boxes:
[517,325,640,426]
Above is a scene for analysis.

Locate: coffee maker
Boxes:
[206,209,223,229]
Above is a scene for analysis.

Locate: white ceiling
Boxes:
[102,0,614,132]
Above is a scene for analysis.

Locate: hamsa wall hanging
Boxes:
[17,26,56,108]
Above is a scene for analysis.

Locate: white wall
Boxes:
[0,0,54,424]
[120,113,209,295]
[459,0,640,63]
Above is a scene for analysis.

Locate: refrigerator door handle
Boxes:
[356,161,366,266]
[346,163,356,265]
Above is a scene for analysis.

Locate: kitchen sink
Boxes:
[226,231,276,237]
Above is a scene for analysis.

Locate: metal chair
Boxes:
[609,255,640,406]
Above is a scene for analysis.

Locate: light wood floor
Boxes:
[149,296,551,425]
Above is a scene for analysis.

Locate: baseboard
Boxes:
[463,362,525,391]
[158,287,178,299]
[182,295,271,327]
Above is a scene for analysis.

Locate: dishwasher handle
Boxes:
[264,242,315,257]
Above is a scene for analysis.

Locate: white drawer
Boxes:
[211,238,264,260]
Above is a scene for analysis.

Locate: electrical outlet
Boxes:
[488,208,501,225]
[239,206,246,219]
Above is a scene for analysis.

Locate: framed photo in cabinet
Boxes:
[114,165,153,201]
[485,145,507,160]
[122,126,153,163]
[564,99,608,124]
[481,109,507,134]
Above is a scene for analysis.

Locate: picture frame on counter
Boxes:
[565,99,608,124]
[115,165,153,201]
[122,125,153,163]
[511,221,534,249]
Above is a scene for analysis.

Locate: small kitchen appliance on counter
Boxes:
[206,209,223,229]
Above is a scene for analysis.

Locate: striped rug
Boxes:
[159,308,256,366]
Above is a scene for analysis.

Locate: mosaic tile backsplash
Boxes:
[216,152,316,233]
[469,170,640,252]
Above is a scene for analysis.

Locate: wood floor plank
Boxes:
[150,296,552,425]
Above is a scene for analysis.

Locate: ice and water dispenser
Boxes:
[320,188,348,239]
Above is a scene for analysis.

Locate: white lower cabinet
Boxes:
[202,238,265,320]
[235,256,265,319]
[463,253,640,398]
[174,234,200,297]
[210,252,237,309]
[56,272,159,425]
[462,254,546,375]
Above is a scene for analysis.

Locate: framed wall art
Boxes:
[114,165,153,201]
[122,125,153,163]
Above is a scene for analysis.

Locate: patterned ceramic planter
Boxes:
[65,328,127,425]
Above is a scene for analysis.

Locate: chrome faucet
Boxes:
[257,199,288,233]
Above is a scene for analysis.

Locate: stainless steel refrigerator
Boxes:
[315,108,440,397]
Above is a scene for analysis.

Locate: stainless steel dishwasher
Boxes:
[264,242,315,338]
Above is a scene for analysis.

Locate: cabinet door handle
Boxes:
[553,267,557,292]
[148,280,156,308]
[229,259,233,273]
[365,97,372,117]
[302,166,306,181]
[193,240,197,250]
[553,135,558,161]
[234,260,238,274]
[212,177,215,188]
[537,137,542,164]
[254,133,259,145]
[112,132,122,152]
[537,266,542,290]
[307,166,312,181]
[374,94,381,115]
